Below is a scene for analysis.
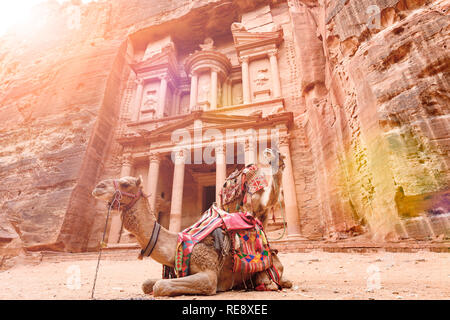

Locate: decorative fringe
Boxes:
[162,265,176,279]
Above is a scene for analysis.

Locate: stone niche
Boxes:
[185,38,232,111]
[140,81,159,121]
[232,82,243,105]
[130,35,180,121]
[249,57,272,101]
[231,21,284,104]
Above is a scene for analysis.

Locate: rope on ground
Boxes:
[267,165,287,241]
[91,192,121,299]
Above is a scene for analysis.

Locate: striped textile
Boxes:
[231,225,272,274]
[220,164,268,207]
[173,205,278,287]
[174,206,224,277]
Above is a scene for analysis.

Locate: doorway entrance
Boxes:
[202,185,216,212]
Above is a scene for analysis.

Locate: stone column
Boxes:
[169,149,187,232]
[189,72,198,111]
[158,76,168,118]
[222,80,229,107]
[227,79,233,106]
[109,153,133,244]
[147,152,161,214]
[131,78,144,122]
[173,89,181,115]
[240,56,251,104]
[210,69,218,109]
[268,50,282,98]
[215,144,226,204]
[120,153,133,177]
[244,138,257,166]
[279,135,303,239]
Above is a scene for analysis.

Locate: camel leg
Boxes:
[254,271,279,291]
[152,271,218,297]
[280,277,293,288]
[142,278,158,294]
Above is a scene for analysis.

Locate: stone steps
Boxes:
[270,240,450,253]
[23,240,449,265]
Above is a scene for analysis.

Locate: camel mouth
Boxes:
[92,189,108,199]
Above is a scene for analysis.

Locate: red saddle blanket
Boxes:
[173,205,275,279]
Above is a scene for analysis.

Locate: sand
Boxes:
[0,250,449,300]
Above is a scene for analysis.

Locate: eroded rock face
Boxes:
[289,0,449,240]
[0,0,282,267]
[0,0,448,267]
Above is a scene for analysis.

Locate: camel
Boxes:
[92,175,292,297]
[221,148,286,231]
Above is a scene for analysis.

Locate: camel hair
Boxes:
[92,175,292,297]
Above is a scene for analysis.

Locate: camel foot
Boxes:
[142,279,158,294]
[280,278,293,289]
[153,271,218,297]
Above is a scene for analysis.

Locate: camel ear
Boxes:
[263,148,274,160]
[136,175,143,187]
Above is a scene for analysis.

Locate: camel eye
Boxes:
[120,182,130,188]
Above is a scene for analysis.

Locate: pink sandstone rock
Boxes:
[0,0,448,268]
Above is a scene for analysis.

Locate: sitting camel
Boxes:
[92,176,291,297]
[221,148,286,231]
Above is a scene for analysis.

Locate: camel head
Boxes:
[262,148,286,173]
[92,176,143,209]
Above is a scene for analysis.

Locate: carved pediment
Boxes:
[130,45,178,76]
[145,111,264,138]
[231,27,283,54]
[119,110,293,147]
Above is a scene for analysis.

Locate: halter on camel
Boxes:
[91,179,161,299]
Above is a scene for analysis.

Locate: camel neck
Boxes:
[121,196,177,267]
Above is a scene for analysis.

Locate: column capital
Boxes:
[135,77,144,86]
[215,143,226,155]
[267,49,278,58]
[189,71,198,78]
[122,153,133,166]
[158,74,169,81]
[149,152,161,163]
[174,148,188,162]
[238,55,250,64]
[210,67,220,74]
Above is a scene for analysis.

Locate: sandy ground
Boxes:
[0,251,449,300]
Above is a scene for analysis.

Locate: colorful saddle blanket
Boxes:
[220,164,268,208]
[173,205,274,279]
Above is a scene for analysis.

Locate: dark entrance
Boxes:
[202,185,216,212]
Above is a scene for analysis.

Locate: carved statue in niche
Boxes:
[255,68,269,88]
[199,37,215,51]
[217,82,222,107]
[234,89,243,105]
[199,83,210,102]
[141,89,158,118]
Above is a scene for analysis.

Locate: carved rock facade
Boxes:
[0,0,448,267]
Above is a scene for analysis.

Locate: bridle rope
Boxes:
[90,180,144,299]
[266,157,287,241]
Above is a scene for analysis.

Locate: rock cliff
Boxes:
[0,0,448,268]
